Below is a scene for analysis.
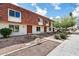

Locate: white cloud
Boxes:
[50,17,53,19]
[31,3,37,6]
[31,3,47,16]
[36,7,47,16]
[51,3,61,10]
[72,4,79,17]
[13,3,47,16]
[55,16,61,19]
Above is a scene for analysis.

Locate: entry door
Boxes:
[27,25,32,33]
[44,26,47,32]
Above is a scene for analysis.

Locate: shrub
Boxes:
[60,33,67,39]
[0,28,12,38]
[71,28,77,32]
[54,34,60,39]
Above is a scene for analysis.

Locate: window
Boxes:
[9,9,21,18]
[15,25,19,32]
[9,25,19,32]
[49,27,51,31]
[9,25,14,32]
[38,18,41,22]
[36,27,40,31]
[9,10,15,17]
[15,12,20,17]
[38,17,43,22]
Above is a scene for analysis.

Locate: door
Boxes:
[44,26,47,32]
[27,25,32,34]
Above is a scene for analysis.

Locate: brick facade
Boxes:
[0,3,53,26]
[0,3,54,35]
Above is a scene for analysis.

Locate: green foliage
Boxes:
[53,12,76,40]
[0,28,12,38]
[53,20,61,28]
[54,32,67,40]
[60,33,67,39]
[53,17,76,29]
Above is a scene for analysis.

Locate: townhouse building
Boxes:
[0,3,54,37]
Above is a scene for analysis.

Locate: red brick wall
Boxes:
[0,3,53,26]
[0,4,8,23]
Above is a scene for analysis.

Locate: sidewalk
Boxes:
[47,34,79,56]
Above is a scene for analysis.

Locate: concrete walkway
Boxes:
[47,34,79,56]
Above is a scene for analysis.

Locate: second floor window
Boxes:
[45,20,48,24]
[9,10,15,17]
[38,17,43,22]
[16,12,20,17]
[38,18,41,22]
[9,9,21,18]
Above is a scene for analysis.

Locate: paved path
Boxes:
[47,34,79,56]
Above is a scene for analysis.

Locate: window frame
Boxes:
[9,24,19,32]
[9,10,15,17]
[8,8,21,18]
[38,17,43,22]
[15,12,20,18]
[45,20,49,24]
[36,27,41,32]
[49,27,51,31]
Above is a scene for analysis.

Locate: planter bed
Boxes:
[0,32,54,49]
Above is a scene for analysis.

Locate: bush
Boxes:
[60,33,67,39]
[54,32,67,40]
[0,28,12,38]
[71,28,77,32]
[54,34,60,39]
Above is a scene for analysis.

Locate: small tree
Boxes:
[53,17,76,32]
[0,28,12,38]
[53,20,61,28]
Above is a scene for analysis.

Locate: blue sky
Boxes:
[17,3,77,19]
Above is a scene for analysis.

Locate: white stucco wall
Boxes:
[47,27,53,32]
[8,16,21,22]
[47,21,53,32]
[32,25,44,34]
[0,23,27,37]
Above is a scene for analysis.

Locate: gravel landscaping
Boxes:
[0,32,54,49]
